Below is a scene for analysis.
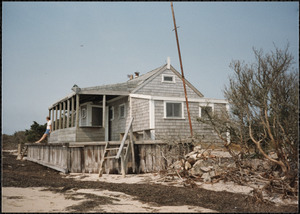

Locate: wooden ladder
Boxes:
[98,117,135,177]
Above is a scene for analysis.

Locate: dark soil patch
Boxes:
[2,152,298,213]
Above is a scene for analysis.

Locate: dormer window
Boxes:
[162,74,175,83]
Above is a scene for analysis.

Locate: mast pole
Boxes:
[170,2,193,137]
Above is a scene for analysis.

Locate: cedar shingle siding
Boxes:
[48,63,228,143]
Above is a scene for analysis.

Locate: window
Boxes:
[91,107,103,126]
[119,104,126,119]
[165,102,184,118]
[81,105,87,119]
[162,74,175,83]
[109,107,114,121]
[80,104,103,127]
[199,104,214,119]
[80,105,87,126]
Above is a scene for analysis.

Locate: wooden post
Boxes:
[63,101,66,129]
[120,152,125,177]
[55,105,58,130]
[51,109,54,131]
[75,94,80,129]
[17,144,22,160]
[67,99,70,128]
[59,103,62,129]
[102,95,106,129]
[130,125,136,173]
[71,96,75,127]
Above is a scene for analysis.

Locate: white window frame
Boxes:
[162,74,176,83]
[199,103,214,118]
[81,105,87,119]
[119,104,126,119]
[164,101,184,119]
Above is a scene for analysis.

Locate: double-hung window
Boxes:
[164,101,184,119]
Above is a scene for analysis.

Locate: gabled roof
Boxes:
[80,64,204,97]
[50,63,204,108]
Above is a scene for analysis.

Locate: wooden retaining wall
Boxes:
[26,141,193,174]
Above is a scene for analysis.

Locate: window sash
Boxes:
[166,102,182,118]
[119,104,125,118]
[199,105,213,119]
[162,74,175,83]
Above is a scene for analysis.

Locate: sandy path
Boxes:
[2,187,217,213]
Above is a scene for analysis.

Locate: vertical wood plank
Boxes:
[76,94,80,129]
[55,105,58,130]
[139,145,146,173]
[67,99,70,128]
[63,101,66,129]
[59,103,62,129]
[71,96,75,127]
[102,95,106,129]
[51,109,54,131]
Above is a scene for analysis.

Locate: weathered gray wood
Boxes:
[139,145,146,173]
[120,152,125,177]
[76,94,80,129]
[51,108,54,131]
[26,157,68,173]
[67,99,70,128]
[59,103,62,130]
[55,105,58,130]
[17,144,22,160]
[98,142,108,177]
[63,101,66,129]
[129,126,136,173]
[116,117,134,159]
[71,96,75,127]
[26,140,191,174]
[145,145,153,172]
[102,95,106,130]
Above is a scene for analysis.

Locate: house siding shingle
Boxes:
[135,70,201,99]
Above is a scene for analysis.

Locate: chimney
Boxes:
[167,57,171,69]
[134,72,140,78]
[127,74,134,80]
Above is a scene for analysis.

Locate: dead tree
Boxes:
[198,44,298,195]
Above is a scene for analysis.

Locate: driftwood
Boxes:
[157,143,298,204]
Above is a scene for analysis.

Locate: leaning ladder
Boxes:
[98,117,135,177]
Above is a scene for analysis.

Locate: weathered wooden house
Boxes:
[26,61,228,175]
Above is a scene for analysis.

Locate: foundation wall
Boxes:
[26,141,192,174]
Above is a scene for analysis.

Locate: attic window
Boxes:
[162,74,175,83]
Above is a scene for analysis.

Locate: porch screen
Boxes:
[92,107,103,126]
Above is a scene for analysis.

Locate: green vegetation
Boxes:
[2,121,46,150]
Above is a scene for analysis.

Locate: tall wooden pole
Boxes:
[170,2,193,137]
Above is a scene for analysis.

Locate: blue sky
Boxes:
[2,2,299,135]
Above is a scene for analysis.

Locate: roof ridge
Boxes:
[81,64,167,92]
